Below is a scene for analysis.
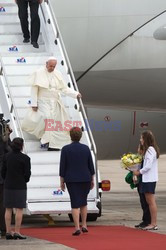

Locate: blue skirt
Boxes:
[66,182,91,209]
[139,182,156,194]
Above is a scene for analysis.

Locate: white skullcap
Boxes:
[47,56,57,62]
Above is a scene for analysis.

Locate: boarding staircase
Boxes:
[0,0,100,218]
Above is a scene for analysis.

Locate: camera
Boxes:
[0,113,4,120]
[0,113,10,137]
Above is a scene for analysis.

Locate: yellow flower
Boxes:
[121,152,142,169]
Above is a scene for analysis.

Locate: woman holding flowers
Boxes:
[133,130,159,230]
[134,143,151,229]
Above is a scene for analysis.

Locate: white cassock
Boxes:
[23,67,79,149]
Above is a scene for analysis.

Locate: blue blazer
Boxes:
[59,142,95,182]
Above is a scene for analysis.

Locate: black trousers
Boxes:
[0,184,6,233]
[137,184,151,225]
[17,0,40,42]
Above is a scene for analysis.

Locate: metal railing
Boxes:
[41,0,97,155]
[40,1,99,198]
[0,61,27,153]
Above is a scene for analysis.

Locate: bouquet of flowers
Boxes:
[121,153,142,171]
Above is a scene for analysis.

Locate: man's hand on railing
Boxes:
[39,0,43,4]
[77,93,82,99]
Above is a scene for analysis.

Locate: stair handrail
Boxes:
[76,10,166,82]
[40,0,97,155]
[0,61,27,153]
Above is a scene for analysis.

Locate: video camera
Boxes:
[0,113,10,137]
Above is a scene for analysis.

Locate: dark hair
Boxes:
[141,130,160,158]
[70,127,82,142]
[11,137,24,152]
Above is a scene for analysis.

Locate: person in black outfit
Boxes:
[135,144,151,228]
[59,127,95,236]
[15,0,43,48]
[0,139,7,237]
[0,124,12,238]
[1,137,31,240]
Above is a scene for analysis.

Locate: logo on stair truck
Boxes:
[8,46,18,52]
[52,189,63,195]
[0,7,5,12]
[17,57,26,63]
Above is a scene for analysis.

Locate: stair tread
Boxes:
[0,0,95,215]
[1,53,52,57]
[0,22,20,25]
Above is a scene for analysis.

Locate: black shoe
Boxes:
[5,233,14,240]
[23,38,30,43]
[31,41,39,49]
[40,143,49,149]
[1,230,6,237]
[48,147,60,151]
[82,227,88,233]
[13,233,26,240]
[135,222,148,228]
[72,230,81,236]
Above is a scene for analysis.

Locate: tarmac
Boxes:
[0,155,166,249]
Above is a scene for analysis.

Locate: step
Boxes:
[0,44,46,54]
[0,5,17,13]
[16,107,73,123]
[1,54,61,65]
[0,23,21,33]
[27,187,96,201]
[27,201,98,214]
[6,76,30,86]
[13,97,32,107]
[25,140,42,152]
[10,86,31,97]
[0,34,43,44]
[2,52,52,58]
[31,164,59,176]
[0,13,19,22]
[0,0,15,4]
[16,107,77,125]
[21,119,87,141]
[21,124,90,148]
[27,188,70,201]
[2,56,52,65]
[3,61,66,75]
[28,176,60,188]
[22,131,38,141]
[13,96,77,108]
[2,59,67,75]
[28,151,61,164]
[8,85,79,99]
[4,64,43,75]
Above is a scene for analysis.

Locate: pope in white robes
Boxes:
[22,58,81,150]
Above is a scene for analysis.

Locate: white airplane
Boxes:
[50,0,166,158]
[1,0,166,159]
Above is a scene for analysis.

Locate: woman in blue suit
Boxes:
[59,127,95,236]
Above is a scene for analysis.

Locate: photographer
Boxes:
[0,114,12,238]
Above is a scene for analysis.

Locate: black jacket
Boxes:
[1,151,31,190]
[0,137,11,184]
